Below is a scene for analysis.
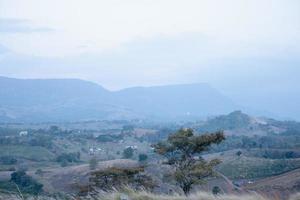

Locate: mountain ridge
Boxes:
[0,76,240,122]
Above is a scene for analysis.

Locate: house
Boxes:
[89,147,102,155]
[126,145,138,150]
[19,131,28,136]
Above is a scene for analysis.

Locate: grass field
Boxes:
[0,145,55,161]
[2,191,300,200]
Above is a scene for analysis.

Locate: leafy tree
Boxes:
[56,152,81,163]
[153,128,225,195]
[212,186,221,195]
[49,125,59,133]
[123,147,134,159]
[10,170,43,195]
[236,151,242,157]
[89,167,154,192]
[138,154,148,163]
[96,134,123,142]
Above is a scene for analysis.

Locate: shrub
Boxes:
[212,186,222,195]
[123,147,134,159]
[89,167,154,192]
[10,170,43,195]
[138,154,148,162]
[56,152,81,163]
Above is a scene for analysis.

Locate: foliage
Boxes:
[96,134,123,142]
[99,189,269,200]
[10,170,43,195]
[212,186,222,195]
[123,147,134,159]
[153,128,225,194]
[88,167,154,192]
[56,152,80,163]
[138,154,148,162]
[29,135,53,148]
[218,156,300,179]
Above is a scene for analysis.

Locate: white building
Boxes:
[19,131,28,136]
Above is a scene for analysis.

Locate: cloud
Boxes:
[0,0,300,56]
[0,32,299,89]
[0,18,54,33]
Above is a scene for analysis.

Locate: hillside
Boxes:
[244,168,300,199]
[0,76,240,122]
[113,83,238,120]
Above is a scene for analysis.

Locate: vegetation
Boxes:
[56,152,81,163]
[98,189,289,200]
[88,167,154,192]
[89,157,98,170]
[138,154,148,162]
[123,147,134,159]
[0,112,300,198]
[153,128,225,194]
[3,191,300,200]
[10,170,43,195]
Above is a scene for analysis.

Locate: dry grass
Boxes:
[1,190,300,200]
[96,189,300,200]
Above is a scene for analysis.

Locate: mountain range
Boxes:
[0,76,240,122]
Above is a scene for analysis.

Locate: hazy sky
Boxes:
[0,0,300,90]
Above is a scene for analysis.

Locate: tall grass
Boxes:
[2,190,300,200]
[96,189,300,200]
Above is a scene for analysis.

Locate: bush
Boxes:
[212,186,222,195]
[56,152,80,163]
[10,170,43,195]
[89,167,154,192]
[123,147,134,159]
[138,154,148,162]
[96,134,123,142]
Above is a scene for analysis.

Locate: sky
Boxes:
[0,0,300,119]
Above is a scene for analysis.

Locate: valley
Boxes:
[0,111,299,199]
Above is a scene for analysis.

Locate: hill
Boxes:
[244,168,300,199]
[0,76,240,122]
[113,83,238,120]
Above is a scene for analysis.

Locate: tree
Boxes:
[138,154,148,163]
[11,170,43,195]
[123,147,134,159]
[89,167,154,192]
[89,157,98,170]
[153,128,225,195]
[212,186,221,195]
[236,151,242,157]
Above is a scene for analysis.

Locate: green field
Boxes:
[0,145,55,162]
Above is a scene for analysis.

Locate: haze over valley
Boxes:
[0,1,300,200]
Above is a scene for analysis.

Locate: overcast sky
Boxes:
[0,0,300,90]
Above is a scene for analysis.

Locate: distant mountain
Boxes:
[0,76,135,122]
[0,76,240,122]
[113,84,239,120]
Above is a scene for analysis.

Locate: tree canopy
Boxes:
[153,128,225,195]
